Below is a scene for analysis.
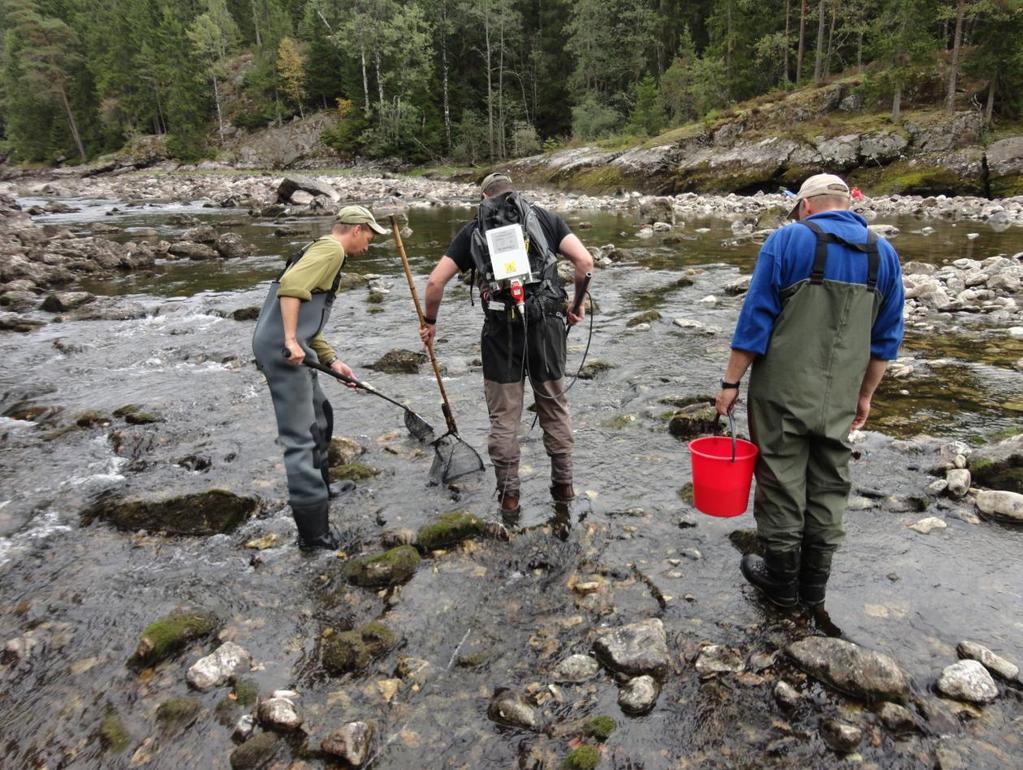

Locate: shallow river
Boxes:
[0,195,1021,769]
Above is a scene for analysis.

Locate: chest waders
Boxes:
[742,221,881,607]
[251,239,344,550]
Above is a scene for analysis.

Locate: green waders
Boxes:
[744,222,881,607]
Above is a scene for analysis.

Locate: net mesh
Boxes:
[430,433,485,485]
[404,409,435,443]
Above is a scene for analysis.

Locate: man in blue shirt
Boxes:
[715,174,905,611]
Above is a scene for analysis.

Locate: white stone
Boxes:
[937,660,999,703]
[975,490,1023,522]
[927,479,949,495]
[958,641,1020,681]
[187,642,251,691]
[673,318,705,330]
[909,516,947,534]
[618,675,660,715]
[695,645,745,675]
[773,680,801,707]
[945,469,971,498]
[552,654,600,684]
[257,694,303,731]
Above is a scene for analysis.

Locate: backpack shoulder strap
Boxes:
[796,220,829,284]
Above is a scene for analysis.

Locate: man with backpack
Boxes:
[252,205,388,551]
[419,173,594,515]
[715,174,905,612]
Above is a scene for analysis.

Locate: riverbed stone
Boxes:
[773,680,801,708]
[819,718,861,754]
[130,608,220,666]
[786,637,910,701]
[343,545,421,588]
[229,732,281,770]
[168,241,218,260]
[416,511,489,550]
[974,490,1023,523]
[215,232,248,259]
[321,721,375,766]
[627,309,661,327]
[945,468,971,497]
[257,691,303,731]
[937,659,999,703]
[956,640,1019,680]
[695,645,745,676]
[552,654,601,684]
[41,291,95,312]
[187,641,251,690]
[909,516,947,534]
[156,697,202,731]
[593,618,670,677]
[321,621,397,676]
[366,349,428,374]
[487,688,538,729]
[98,707,131,753]
[618,675,660,715]
[667,403,719,440]
[82,489,259,535]
[877,701,917,732]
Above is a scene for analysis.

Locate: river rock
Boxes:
[593,618,670,677]
[130,608,220,666]
[820,718,861,753]
[786,637,910,701]
[416,511,490,550]
[257,691,303,731]
[215,232,248,259]
[230,732,281,770]
[937,660,999,703]
[773,680,801,708]
[618,675,660,715]
[81,489,260,536]
[187,641,251,690]
[487,689,538,729]
[877,701,917,732]
[321,622,397,676]
[367,349,428,374]
[0,290,39,311]
[41,291,95,312]
[155,697,202,731]
[956,641,1019,681]
[974,490,1023,523]
[343,545,421,588]
[552,654,601,684]
[276,175,339,203]
[322,721,375,766]
[638,197,674,225]
[986,136,1023,197]
[909,516,947,534]
[167,241,218,260]
[233,714,255,741]
[694,645,745,676]
[667,403,719,440]
[945,469,971,497]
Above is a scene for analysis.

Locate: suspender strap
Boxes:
[278,238,344,302]
[797,221,881,291]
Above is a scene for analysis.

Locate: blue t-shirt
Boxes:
[731,210,905,360]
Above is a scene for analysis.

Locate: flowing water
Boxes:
[1,195,1021,769]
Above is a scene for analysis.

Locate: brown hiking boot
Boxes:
[550,482,575,502]
[499,492,520,515]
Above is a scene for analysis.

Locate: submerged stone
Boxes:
[155,697,202,731]
[667,403,719,440]
[257,693,302,731]
[329,463,379,482]
[820,718,861,753]
[487,689,538,730]
[130,609,220,667]
[113,404,162,424]
[627,309,661,327]
[98,707,131,753]
[82,489,259,535]
[577,360,615,380]
[593,618,670,677]
[552,654,601,684]
[561,745,600,770]
[229,732,281,770]
[321,721,375,766]
[187,641,251,690]
[344,545,421,587]
[957,640,1019,680]
[367,349,428,374]
[416,511,489,550]
[618,674,660,715]
[583,715,616,742]
[786,637,910,702]
[322,622,397,676]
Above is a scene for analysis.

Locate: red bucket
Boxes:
[688,418,758,517]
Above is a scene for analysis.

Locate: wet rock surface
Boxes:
[786,637,911,702]
[130,609,220,667]
[186,641,251,690]
[593,618,670,677]
[321,721,375,766]
[937,659,1000,703]
[81,489,259,535]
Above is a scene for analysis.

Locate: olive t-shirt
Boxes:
[277,236,346,365]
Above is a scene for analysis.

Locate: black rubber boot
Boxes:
[799,548,833,608]
[328,480,356,499]
[292,501,340,552]
[740,550,800,608]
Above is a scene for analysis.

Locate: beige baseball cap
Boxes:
[480,172,513,195]
[788,173,850,219]
[335,204,388,234]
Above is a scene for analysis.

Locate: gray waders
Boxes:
[743,221,881,607]
[252,243,343,550]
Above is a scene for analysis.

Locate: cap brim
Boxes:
[787,199,801,220]
[367,221,388,235]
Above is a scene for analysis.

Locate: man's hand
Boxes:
[284,338,304,365]
[567,299,585,326]
[330,359,358,389]
[851,395,871,430]
[419,323,436,350]
[715,388,739,416]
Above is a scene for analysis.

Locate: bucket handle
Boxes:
[727,411,737,463]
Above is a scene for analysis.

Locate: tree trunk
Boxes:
[892,86,902,121]
[498,12,505,159]
[375,49,384,114]
[946,0,966,112]
[984,76,995,126]
[212,72,224,141]
[360,44,370,115]
[825,0,837,77]
[813,0,826,83]
[57,83,86,162]
[440,2,451,154]
[857,30,863,72]
[796,0,807,82]
[783,0,791,83]
[484,9,494,160]
[251,0,261,48]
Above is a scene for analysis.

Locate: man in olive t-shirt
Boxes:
[252,205,388,551]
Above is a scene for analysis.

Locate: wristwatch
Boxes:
[720,379,740,390]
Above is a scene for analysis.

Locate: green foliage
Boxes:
[572,92,623,140]
[627,74,665,137]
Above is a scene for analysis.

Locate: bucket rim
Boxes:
[687,435,758,461]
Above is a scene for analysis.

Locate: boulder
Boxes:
[81,490,259,536]
[343,545,421,588]
[187,642,251,690]
[618,675,660,715]
[276,175,339,203]
[786,637,910,701]
[130,609,220,666]
[487,689,538,729]
[667,403,719,440]
[367,349,428,374]
[41,291,95,312]
[936,660,999,703]
[321,721,375,766]
[167,241,219,260]
[215,232,249,259]
[957,640,1019,681]
[593,618,670,677]
[975,490,1023,523]
[986,137,1023,197]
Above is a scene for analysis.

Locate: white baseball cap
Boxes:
[788,173,850,219]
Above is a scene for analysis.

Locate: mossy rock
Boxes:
[578,360,615,381]
[366,349,428,374]
[971,456,1023,495]
[989,174,1023,198]
[660,394,714,410]
[667,404,720,440]
[677,482,694,504]
[156,697,201,731]
[344,545,421,587]
[231,306,260,321]
[584,715,616,742]
[230,732,282,770]
[321,621,397,676]
[98,707,131,753]
[231,677,260,706]
[329,463,379,481]
[627,309,661,327]
[603,414,636,429]
[728,528,763,556]
[416,511,488,551]
[328,437,365,467]
[81,489,259,535]
[113,404,162,425]
[367,306,385,314]
[129,609,220,666]
[562,745,600,770]
[75,410,109,428]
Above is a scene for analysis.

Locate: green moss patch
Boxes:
[583,715,616,742]
[344,545,421,587]
[562,745,600,770]
[113,404,163,424]
[156,697,201,731]
[321,621,397,676]
[416,511,489,551]
[329,463,379,481]
[130,609,220,666]
[230,732,282,770]
[627,310,661,327]
[98,707,131,753]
